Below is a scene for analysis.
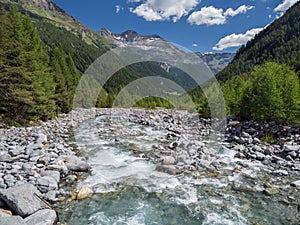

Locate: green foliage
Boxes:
[222,74,250,116]
[222,62,300,123]
[134,97,174,109]
[34,19,108,73]
[261,133,277,144]
[0,4,83,124]
[0,5,56,123]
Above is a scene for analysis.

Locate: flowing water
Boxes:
[59,112,300,225]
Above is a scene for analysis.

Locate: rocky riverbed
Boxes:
[0,109,96,224]
[0,108,300,225]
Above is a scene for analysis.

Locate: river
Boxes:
[58,109,299,225]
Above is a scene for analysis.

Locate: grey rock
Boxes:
[35,134,47,144]
[255,152,266,161]
[288,151,297,157]
[41,170,60,183]
[36,176,58,193]
[233,144,246,152]
[30,150,45,158]
[156,165,179,175]
[37,156,49,165]
[162,156,176,165]
[0,183,42,217]
[0,212,9,219]
[47,164,68,175]
[43,190,57,202]
[0,152,11,162]
[64,156,90,172]
[252,137,261,144]
[285,155,294,161]
[234,152,246,159]
[0,216,26,225]
[290,180,300,188]
[283,145,300,152]
[24,209,57,225]
[252,145,262,152]
[8,147,24,157]
[273,170,289,176]
[25,144,43,154]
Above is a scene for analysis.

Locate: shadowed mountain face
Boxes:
[198,52,235,75]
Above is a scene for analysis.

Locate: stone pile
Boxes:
[0,109,96,225]
[225,120,300,170]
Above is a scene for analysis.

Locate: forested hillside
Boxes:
[212,1,300,123]
[217,1,300,82]
[0,5,80,124]
[189,2,300,123]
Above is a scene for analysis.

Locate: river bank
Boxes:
[0,108,299,224]
[0,109,97,224]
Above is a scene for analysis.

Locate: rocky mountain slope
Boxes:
[100,28,234,74]
[198,52,235,74]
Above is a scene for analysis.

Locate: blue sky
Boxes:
[52,0,299,54]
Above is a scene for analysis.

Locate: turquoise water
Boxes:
[59,114,300,225]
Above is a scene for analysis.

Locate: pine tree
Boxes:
[49,46,70,112]
[0,5,56,124]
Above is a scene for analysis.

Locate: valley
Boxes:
[0,0,299,224]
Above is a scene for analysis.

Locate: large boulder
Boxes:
[24,209,57,225]
[64,155,90,172]
[0,216,26,225]
[0,183,43,217]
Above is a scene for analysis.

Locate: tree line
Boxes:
[0,4,299,125]
[0,5,80,125]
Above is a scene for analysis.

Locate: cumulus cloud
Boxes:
[187,6,226,25]
[192,43,198,47]
[188,5,254,26]
[130,0,200,22]
[188,5,254,25]
[274,0,299,12]
[213,27,263,51]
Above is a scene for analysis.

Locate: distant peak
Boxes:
[99,28,162,44]
[120,30,161,42]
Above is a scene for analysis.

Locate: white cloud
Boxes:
[187,6,226,25]
[188,5,254,26]
[192,43,198,47]
[116,5,122,13]
[130,0,200,22]
[213,27,263,51]
[224,5,254,17]
[274,0,299,12]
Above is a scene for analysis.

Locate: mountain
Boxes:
[10,0,61,11]
[198,52,235,75]
[100,28,234,75]
[217,1,300,82]
[99,28,162,46]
